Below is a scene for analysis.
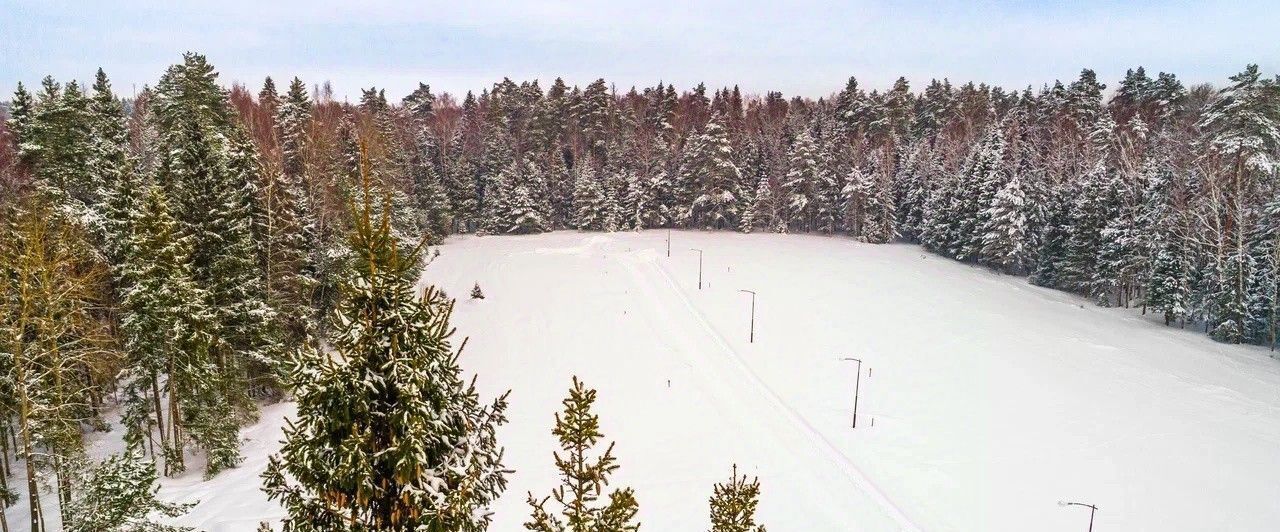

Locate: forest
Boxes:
[1,52,1278,530]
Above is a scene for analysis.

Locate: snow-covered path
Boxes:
[424,230,1280,531]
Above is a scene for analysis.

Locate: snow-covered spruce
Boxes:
[261,197,510,531]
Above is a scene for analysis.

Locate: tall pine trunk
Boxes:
[18,382,41,532]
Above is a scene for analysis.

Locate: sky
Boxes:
[2,0,1278,102]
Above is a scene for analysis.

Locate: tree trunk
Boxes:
[150,372,168,473]
[19,386,41,532]
[167,364,184,473]
[0,490,9,532]
[1,420,10,478]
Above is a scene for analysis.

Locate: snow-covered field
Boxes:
[9,230,1280,531]
[420,231,1280,532]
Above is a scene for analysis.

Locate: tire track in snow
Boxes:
[620,248,923,532]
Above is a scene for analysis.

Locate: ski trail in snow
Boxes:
[619,247,923,532]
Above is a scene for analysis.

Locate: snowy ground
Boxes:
[8,230,1280,531]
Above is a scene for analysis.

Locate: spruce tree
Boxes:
[1030,185,1073,288]
[623,171,651,231]
[120,186,238,477]
[708,465,766,532]
[1060,161,1115,296]
[891,143,929,241]
[1146,234,1190,326]
[747,174,780,233]
[262,186,510,531]
[507,181,550,234]
[738,181,757,233]
[573,161,607,231]
[266,76,319,341]
[214,126,283,395]
[979,174,1029,273]
[1211,248,1251,343]
[86,68,131,232]
[27,77,95,210]
[1245,199,1280,345]
[955,126,1007,260]
[602,180,621,232]
[682,114,742,229]
[61,451,194,532]
[525,377,639,532]
[782,132,821,231]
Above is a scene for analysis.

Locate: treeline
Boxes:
[325,63,1273,346]
[6,58,1280,350]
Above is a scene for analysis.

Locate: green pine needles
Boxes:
[525,377,640,532]
[708,465,766,532]
[262,186,511,531]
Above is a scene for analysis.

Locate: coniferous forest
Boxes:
[1,52,1280,530]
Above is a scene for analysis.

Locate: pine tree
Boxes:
[572,161,607,231]
[120,186,238,477]
[1146,233,1190,326]
[623,170,652,231]
[471,282,486,300]
[682,113,741,229]
[262,186,510,531]
[61,451,194,532]
[266,76,319,341]
[525,377,639,532]
[708,465,766,532]
[1197,65,1280,339]
[955,125,1007,259]
[86,68,131,231]
[214,126,283,395]
[26,77,95,211]
[979,173,1029,273]
[782,131,821,231]
[738,181,757,234]
[507,181,549,234]
[1198,64,1280,180]
[1060,161,1116,297]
